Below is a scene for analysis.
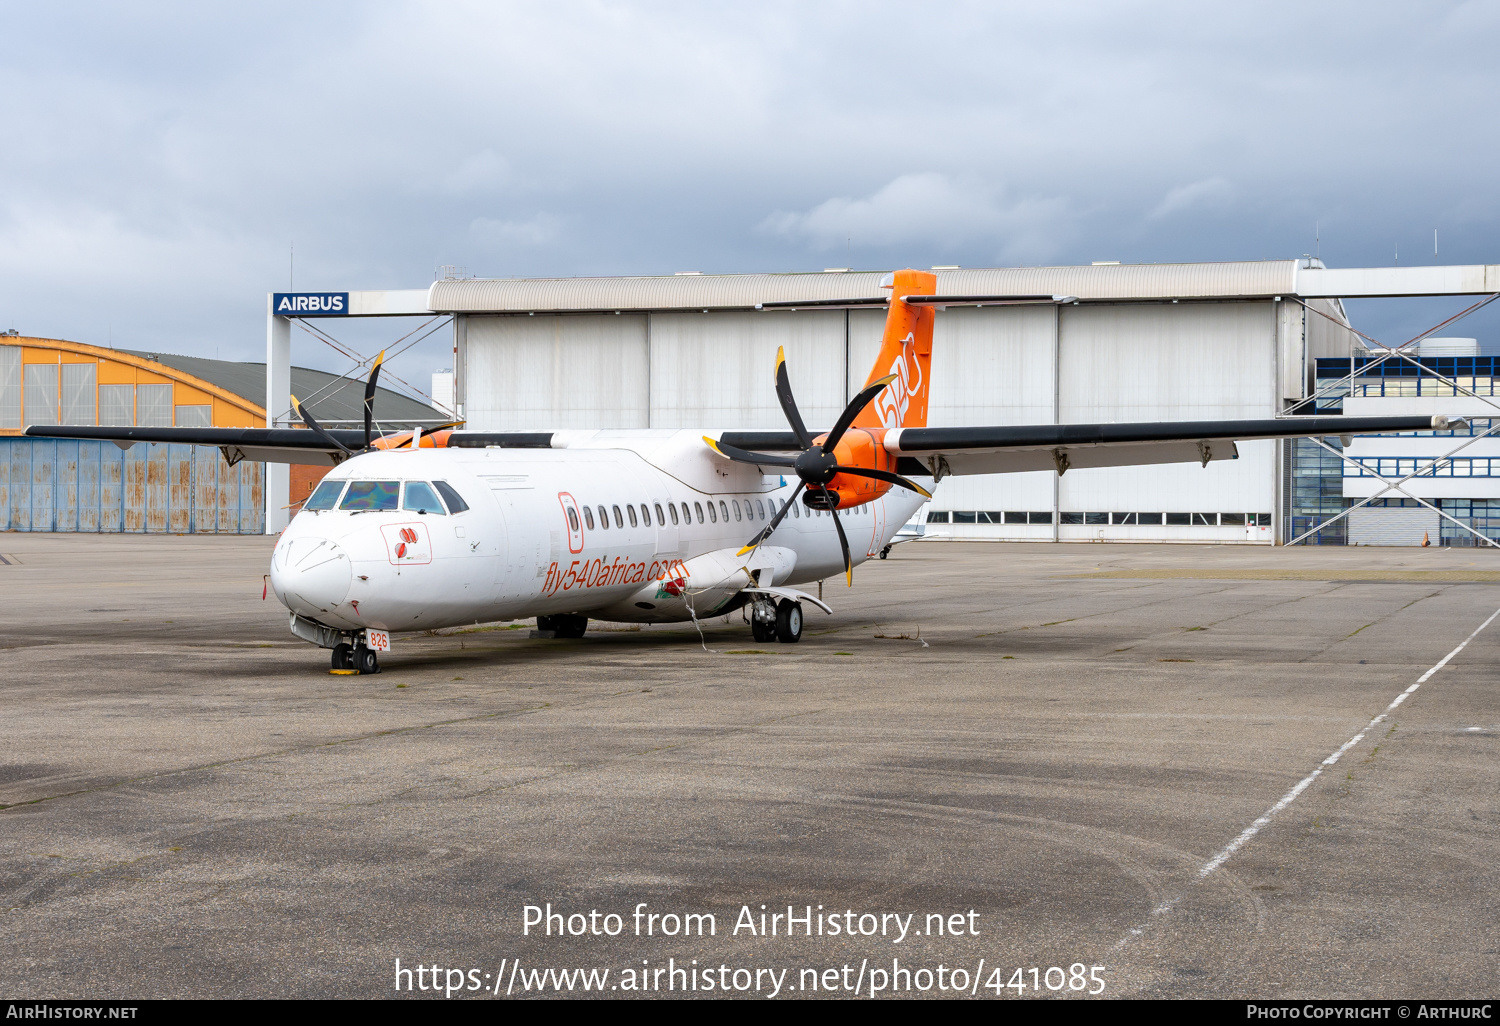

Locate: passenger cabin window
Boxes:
[707,502,717,523]
[641,503,651,527]
[566,506,580,531]
[627,504,638,528]
[757,499,766,519]
[583,505,595,530]
[719,501,728,522]
[403,481,446,514]
[304,479,345,511]
[733,500,742,521]
[613,505,624,528]
[340,481,399,511]
[655,502,666,525]
[669,503,679,525]
[432,480,469,513]
[598,505,609,529]
[694,502,704,524]
[681,502,691,524]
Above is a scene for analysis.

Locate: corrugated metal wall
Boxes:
[0,438,263,533]
[466,314,650,429]
[461,299,1283,542]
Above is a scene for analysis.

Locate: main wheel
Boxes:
[555,614,588,639]
[331,642,353,670]
[353,645,379,674]
[751,617,776,643]
[775,599,802,643]
[879,545,891,559]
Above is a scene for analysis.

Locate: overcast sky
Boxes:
[3,1,1498,394]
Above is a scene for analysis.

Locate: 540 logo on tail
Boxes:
[875,332,922,429]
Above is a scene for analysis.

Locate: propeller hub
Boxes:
[794,448,838,485]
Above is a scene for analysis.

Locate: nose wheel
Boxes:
[331,640,379,673]
[353,645,380,674]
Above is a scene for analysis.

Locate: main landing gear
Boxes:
[750,597,803,644]
[537,613,588,639]
[879,545,892,559]
[332,641,380,674]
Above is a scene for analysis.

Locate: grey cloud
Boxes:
[2,1,1498,372]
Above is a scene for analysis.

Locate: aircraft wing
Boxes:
[880,415,1458,477]
[22,425,370,466]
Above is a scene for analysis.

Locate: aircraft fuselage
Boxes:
[269,441,922,635]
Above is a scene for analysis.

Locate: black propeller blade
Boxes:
[829,464,932,498]
[294,351,396,459]
[820,484,854,586]
[737,481,806,556]
[363,350,385,449]
[292,395,355,456]
[711,345,933,576]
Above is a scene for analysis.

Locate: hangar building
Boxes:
[362,259,1489,545]
[0,334,436,533]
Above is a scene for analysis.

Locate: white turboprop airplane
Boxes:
[33,269,1460,673]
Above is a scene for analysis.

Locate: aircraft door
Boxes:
[488,488,545,602]
[558,492,585,554]
[867,497,887,557]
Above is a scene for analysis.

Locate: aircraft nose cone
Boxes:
[271,536,353,615]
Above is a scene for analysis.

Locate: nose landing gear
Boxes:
[331,641,380,673]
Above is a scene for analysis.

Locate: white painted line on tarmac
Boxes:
[1114,603,1500,953]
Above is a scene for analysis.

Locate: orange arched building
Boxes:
[1,335,437,532]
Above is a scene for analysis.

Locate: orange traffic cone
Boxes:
[1422,531,1430,547]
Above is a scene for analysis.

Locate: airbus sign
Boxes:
[273,292,349,316]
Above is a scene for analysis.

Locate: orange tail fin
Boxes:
[852,269,937,431]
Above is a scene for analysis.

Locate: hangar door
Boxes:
[648,310,849,430]
[465,314,650,430]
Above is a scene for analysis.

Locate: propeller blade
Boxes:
[737,481,805,556]
[703,436,798,468]
[831,465,934,499]
[774,346,813,449]
[291,395,354,454]
[821,485,854,586]
[821,372,898,454]
[363,349,385,449]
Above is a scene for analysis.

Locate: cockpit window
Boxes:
[339,481,400,511]
[432,480,469,513]
[403,481,446,515]
[304,479,345,511]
